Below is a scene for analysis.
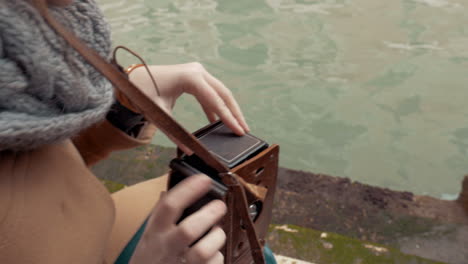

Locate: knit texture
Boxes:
[0,0,114,151]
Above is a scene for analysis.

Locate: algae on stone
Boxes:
[101,179,126,193]
[267,224,445,264]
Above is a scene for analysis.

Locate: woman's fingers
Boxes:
[150,175,212,230]
[201,104,218,123]
[191,77,245,135]
[142,62,249,136]
[205,252,225,264]
[172,200,227,247]
[203,72,250,133]
[185,226,226,264]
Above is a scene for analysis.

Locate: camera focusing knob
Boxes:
[248,204,259,221]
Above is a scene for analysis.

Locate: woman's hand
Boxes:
[129,175,227,264]
[128,62,249,136]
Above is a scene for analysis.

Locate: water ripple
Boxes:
[97,0,468,198]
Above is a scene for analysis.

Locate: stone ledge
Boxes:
[92,145,468,264]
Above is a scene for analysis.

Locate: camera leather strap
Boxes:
[221,173,266,264]
[31,1,266,263]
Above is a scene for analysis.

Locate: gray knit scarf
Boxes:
[0,0,114,151]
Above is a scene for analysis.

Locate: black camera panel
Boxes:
[168,121,269,231]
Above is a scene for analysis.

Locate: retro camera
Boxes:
[168,121,269,223]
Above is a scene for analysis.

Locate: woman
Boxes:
[0,0,254,263]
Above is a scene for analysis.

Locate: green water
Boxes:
[98,0,468,198]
